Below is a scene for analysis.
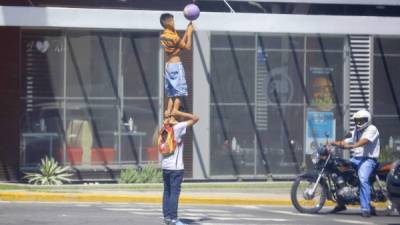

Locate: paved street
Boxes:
[0,201,399,225]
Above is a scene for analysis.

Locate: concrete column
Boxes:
[192,31,211,179]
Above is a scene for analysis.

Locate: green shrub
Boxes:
[119,164,162,184]
[23,156,72,185]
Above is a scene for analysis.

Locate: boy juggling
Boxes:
[159,13,198,225]
[160,13,193,122]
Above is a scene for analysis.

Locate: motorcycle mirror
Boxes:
[324,132,329,138]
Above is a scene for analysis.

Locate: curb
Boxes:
[0,192,387,207]
[0,191,294,205]
[0,192,160,204]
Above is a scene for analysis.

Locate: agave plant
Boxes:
[119,164,162,184]
[24,156,72,185]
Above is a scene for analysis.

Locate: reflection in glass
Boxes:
[373,37,400,161]
[20,30,160,168]
[20,30,64,165]
[209,34,345,177]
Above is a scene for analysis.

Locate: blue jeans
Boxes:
[351,157,377,213]
[163,169,184,220]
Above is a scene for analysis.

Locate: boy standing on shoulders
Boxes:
[161,111,199,225]
[160,13,193,122]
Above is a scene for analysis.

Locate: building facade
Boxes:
[0,0,400,181]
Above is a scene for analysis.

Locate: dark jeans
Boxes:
[163,169,184,220]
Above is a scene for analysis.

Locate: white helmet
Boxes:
[352,109,371,131]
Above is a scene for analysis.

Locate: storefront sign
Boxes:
[305,111,335,154]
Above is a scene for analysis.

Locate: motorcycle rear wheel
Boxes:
[291,176,327,214]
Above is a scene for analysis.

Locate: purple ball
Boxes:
[183,4,200,21]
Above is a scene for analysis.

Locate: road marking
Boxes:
[200,223,259,225]
[206,213,253,217]
[233,205,261,210]
[242,218,289,222]
[183,209,230,213]
[181,216,236,221]
[180,216,290,222]
[181,213,255,218]
[103,207,161,212]
[104,207,251,218]
[265,209,315,217]
[333,219,375,225]
[75,204,91,207]
[202,216,235,221]
[103,208,143,211]
[104,203,129,205]
[130,212,161,216]
[181,212,207,217]
[102,207,231,214]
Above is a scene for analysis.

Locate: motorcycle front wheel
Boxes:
[291,176,327,214]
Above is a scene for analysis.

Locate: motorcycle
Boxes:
[387,160,400,213]
[291,134,395,214]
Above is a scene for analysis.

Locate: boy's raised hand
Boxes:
[187,22,194,33]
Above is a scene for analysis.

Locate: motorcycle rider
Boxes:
[330,109,380,217]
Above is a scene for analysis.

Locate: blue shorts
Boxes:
[164,62,188,97]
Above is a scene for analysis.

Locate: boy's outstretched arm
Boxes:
[173,110,199,127]
[168,23,194,56]
[177,23,193,50]
[183,23,193,50]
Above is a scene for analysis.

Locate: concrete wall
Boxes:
[0,27,21,181]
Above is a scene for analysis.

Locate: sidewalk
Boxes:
[0,182,295,205]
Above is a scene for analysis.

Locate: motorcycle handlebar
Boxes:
[323,144,355,158]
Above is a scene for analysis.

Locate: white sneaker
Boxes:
[173,220,187,225]
[164,218,172,225]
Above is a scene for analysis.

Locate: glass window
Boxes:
[258,35,304,50]
[65,31,119,165]
[20,29,161,168]
[210,106,255,175]
[211,50,255,103]
[257,35,306,175]
[305,37,344,124]
[307,36,344,51]
[20,30,64,166]
[211,34,255,49]
[305,36,345,168]
[122,33,160,98]
[374,37,400,55]
[121,31,160,163]
[373,37,400,161]
[210,34,309,176]
[259,106,304,175]
[209,34,345,177]
[210,33,256,176]
[66,31,119,98]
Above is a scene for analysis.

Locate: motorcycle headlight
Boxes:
[311,151,320,164]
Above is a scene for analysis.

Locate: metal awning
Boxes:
[2,6,400,35]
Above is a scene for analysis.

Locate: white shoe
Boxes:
[170,219,187,225]
[164,218,172,225]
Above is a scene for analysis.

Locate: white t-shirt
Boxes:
[161,122,188,170]
[344,125,380,158]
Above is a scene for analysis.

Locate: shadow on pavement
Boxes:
[180,217,212,224]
